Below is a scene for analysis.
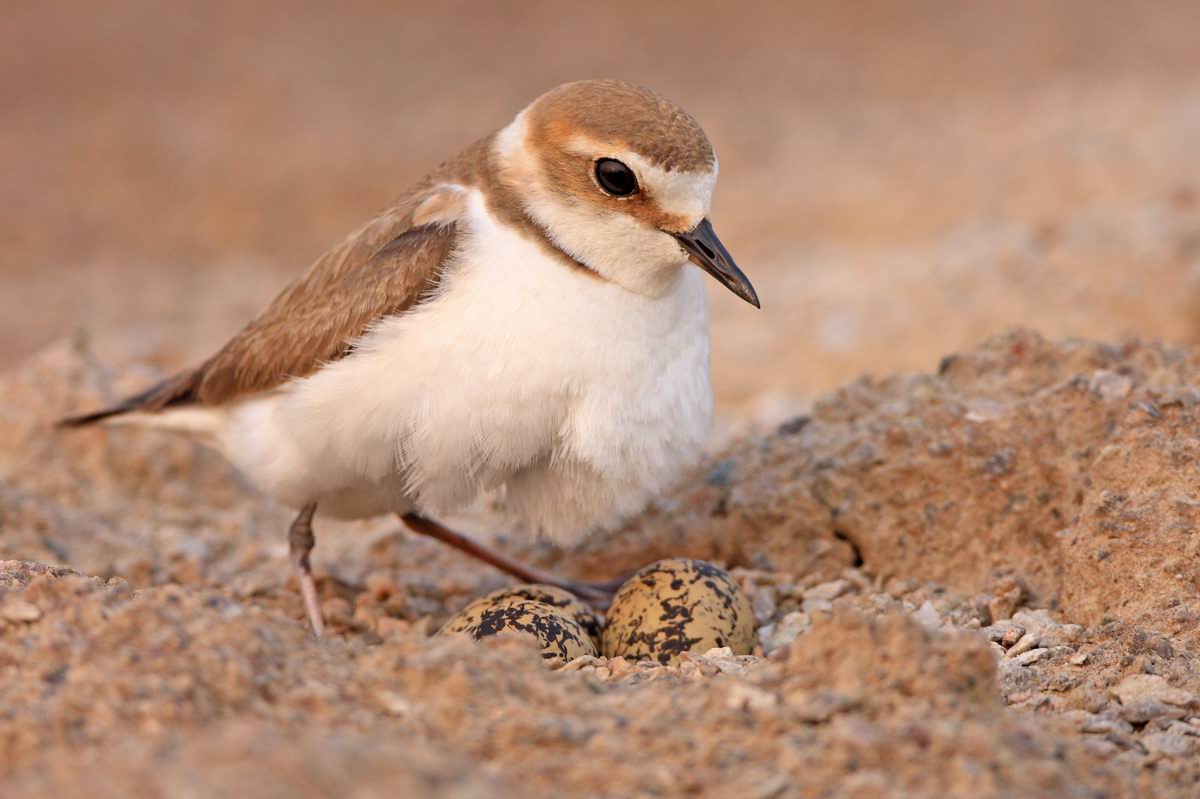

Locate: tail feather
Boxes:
[57,404,140,428]
[56,369,200,429]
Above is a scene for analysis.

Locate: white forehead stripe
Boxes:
[622,151,717,224]
[564,136,716,224]
[496,109,530,162]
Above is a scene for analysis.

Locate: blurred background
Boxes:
[4,0,1200,431]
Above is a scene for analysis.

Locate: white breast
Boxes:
[213,191,713,541]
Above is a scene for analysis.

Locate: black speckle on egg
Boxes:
[601,558,756,665]
[442,584,601,646]
[440,596,598,665]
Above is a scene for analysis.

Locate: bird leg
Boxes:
[288,502,325,636]
[399,513,627,605]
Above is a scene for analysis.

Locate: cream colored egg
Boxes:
[601,558,756,665]
[447,583,601,645]
[441,597,598,664]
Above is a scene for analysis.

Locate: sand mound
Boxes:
[565,329,1200,632]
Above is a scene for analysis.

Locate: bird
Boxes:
[60,79,759,636]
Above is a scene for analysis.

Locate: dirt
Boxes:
[3,331,1200,797]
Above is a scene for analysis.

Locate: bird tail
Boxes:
[56,369,201,429]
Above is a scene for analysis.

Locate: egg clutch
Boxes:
[440,559,757,666]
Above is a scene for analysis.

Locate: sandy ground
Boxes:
[8,331,1200,796]
[6,1,1200,796]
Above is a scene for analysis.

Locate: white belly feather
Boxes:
[172,192,712,541]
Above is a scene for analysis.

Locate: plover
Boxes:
[61,79,759,635]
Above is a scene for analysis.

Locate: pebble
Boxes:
[758,611,810,655]
[1118,699,1185,725]
[1109,674,1196,709]
[2,600,42,622]
[375,689,414,717]
[1080,738,1120,757]
[1000,626,1026,648]
[805,579,851,602]
[913,601,942,631]
[751,589,777,624]
[1014,647,1049,666]
[1090,370,1134,401]
[1142,731,1195,760]
[1005,632,1039,658]
[987,578,1024,622]
[1062,710,1132,737]
[801,597,832,616]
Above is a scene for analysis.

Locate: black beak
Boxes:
[672,218,760,308]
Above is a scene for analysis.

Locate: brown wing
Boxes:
[60,182,468,426]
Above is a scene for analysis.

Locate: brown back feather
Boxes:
[189,219,456,404]
[60,149,482,427]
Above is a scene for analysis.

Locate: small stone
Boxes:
[997,659,1038,696]
[1064,710,1133,737]
[805,579,851,601]
[1164,720,1200,737]
[840,569,870,591]
[913,601,941,631]
[1142,731,1195,760]
[559,655,601,672]
[884,577,919,597]
[605,656,638,681]
[802,597,832,616]
[1015,647,1049,666]
[1069,651,1089,666]
[1081,738,1120,757]
[1000,626,1026,648]
[1039,623,1084,648]
[1006,631,1039,658]
[1090,370,1134,401]
[758,611,810,655]
[751,588,777,624]
[2,600,42,622]
[987,578,1024,621]
[375,689,413,716]
[1110,674,1196,708]
[1118,699,1184,725]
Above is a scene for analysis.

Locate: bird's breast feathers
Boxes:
[212,189,713,539]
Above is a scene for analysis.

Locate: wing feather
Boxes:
[60,181,468,425]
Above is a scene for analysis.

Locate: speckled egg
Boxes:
[601,558,756,665]
[447,583,601,644]
[440,597,598,664]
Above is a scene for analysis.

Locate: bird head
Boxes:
[494,80,758,307]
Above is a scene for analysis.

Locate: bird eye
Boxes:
[594,158,638,197]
